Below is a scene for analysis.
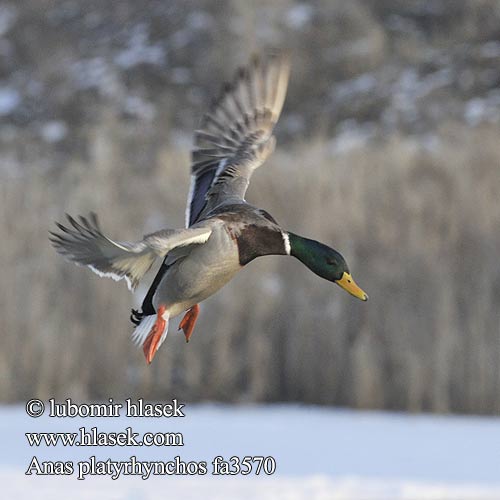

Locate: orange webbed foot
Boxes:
[178,304,200,343]
[143,305,167,364]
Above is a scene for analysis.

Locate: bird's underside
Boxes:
[50,53,292,364]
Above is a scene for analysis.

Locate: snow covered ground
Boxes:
[1,403,500,499]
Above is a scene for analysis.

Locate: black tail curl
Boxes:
[130,261,170,327]
[130,308,143,326]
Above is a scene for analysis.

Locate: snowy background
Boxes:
[2,403,500,499]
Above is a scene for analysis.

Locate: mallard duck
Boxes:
[50,53,368,364]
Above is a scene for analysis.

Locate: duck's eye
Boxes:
[326,258,337,266]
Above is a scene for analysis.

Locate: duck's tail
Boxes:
[131,305,169,364]
[130,308,144,326]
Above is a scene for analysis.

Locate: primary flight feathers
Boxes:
[49,213,212,290]
[187,53,291,227]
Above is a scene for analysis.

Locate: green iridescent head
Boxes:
[287,232,368,301]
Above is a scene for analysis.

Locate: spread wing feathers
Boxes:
[49,213,212,290]
[186,52,290,227]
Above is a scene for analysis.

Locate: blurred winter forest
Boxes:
[1,0,500,414]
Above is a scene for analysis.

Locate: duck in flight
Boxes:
[50,53,368,364]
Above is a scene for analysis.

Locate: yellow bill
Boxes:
[335,272,368,301]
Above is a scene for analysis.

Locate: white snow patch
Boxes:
[464,92,500,126]
[3,472,500,500]
[2,404,500,499]
[70,57,121,97]
[329,121,376,154]
[3,405,500,499]
[394,67,451,104]
[0,5,17,36]
[115,24,165,69]
[333,73,377,100]
[480,41,500,59]
[464,98,487,126]
[389,68,421,121]
[40,121,68,143]
[0,87,20,115]
[415,68,453,99]
[186,11,214,31]
[123,96,155,121]
[285,4,314,30]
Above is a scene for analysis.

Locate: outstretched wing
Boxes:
[50,213,212,290]
[186,52,290,227]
